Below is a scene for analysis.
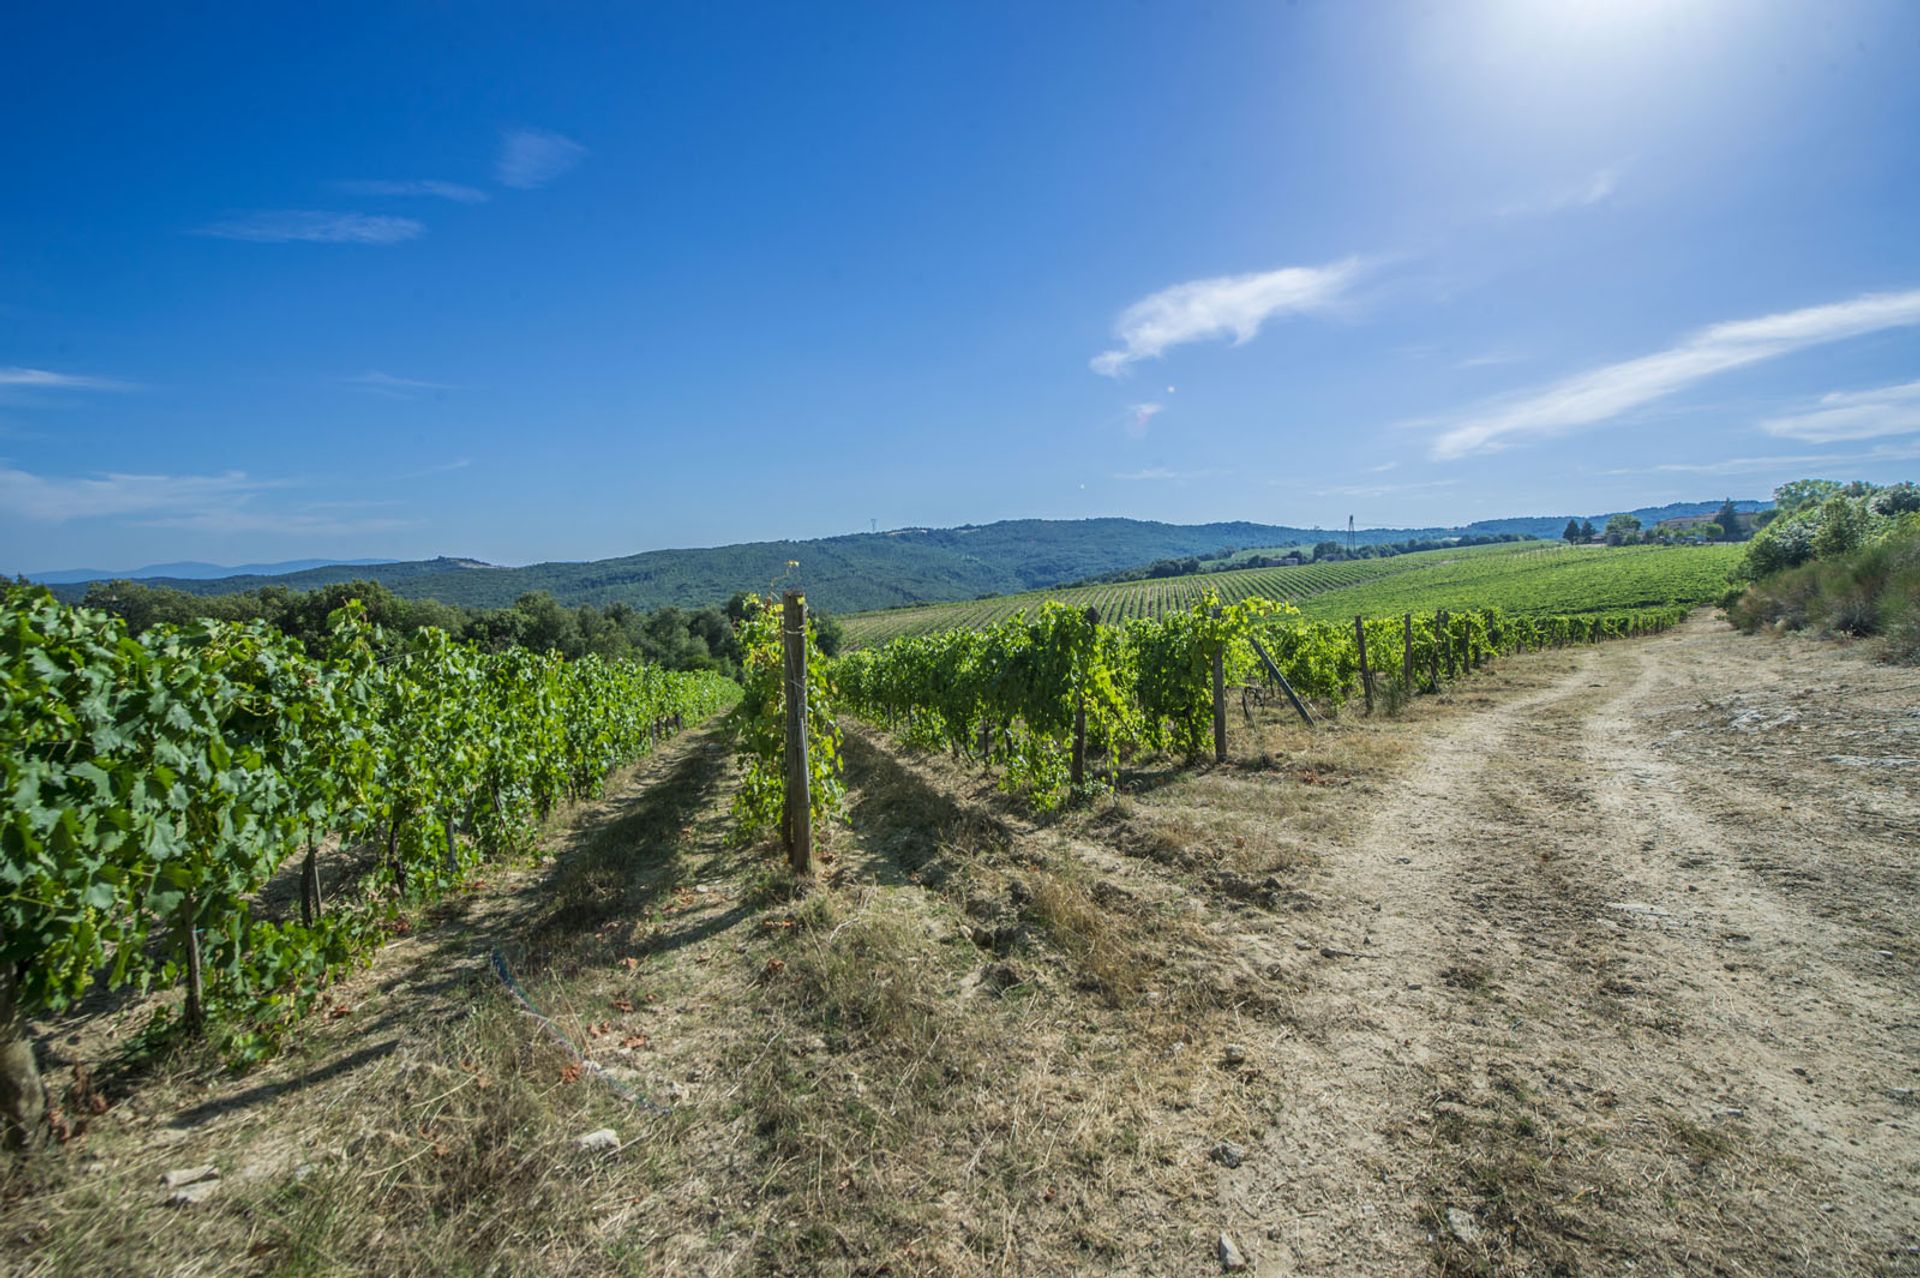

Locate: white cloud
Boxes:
[1124,402,1164,439]
[1759,379,1920,443]
[335,179,490,204]
[196,211,424,244]
[0,367,133,391]
[495,128,587,189]
[1111,466,1227,482]
[1605,440,1920,476]
[1498,164,1625,218]
[1428,289,1920,460]
[0,463,412,535]
[1091,258,1363,376]
[1315,478,1458,499]
[138,508,415,536]
[1456,349,1523,369]
[0,465,270,522]
[343,371,466,397]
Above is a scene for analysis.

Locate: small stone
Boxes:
[1218,1231,1248,1271]
[1223,1044,1248,1065]
[162,1165,218,1189]
[1445,1207,1480,1245]
[572,1128,620,1153]
[1293,939,1311,950]
[1210,1140,1246,1168]
[167,1180,220,1207]
[84,1161,107,1176]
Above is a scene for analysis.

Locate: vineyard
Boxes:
[835,593,1690,809]
[0,583,736,1119]
[838,541,1738,646]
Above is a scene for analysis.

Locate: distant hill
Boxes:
[34,502,1765,614]
[27,557,399,585]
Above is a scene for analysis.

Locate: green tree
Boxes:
[1562,518,1582,543]
[1712,500,1741,540]
[1774,479,1843,516]
[1603,514,1641,546]
[1811,496,1868,559]
[1579,519,1597,540]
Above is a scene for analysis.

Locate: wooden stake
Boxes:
[1354,615,1373,715]
[1432,610,1445,688]
[1072,606,1097,786]
[1402,613,1414,689]
[183,918,204,1035]
[781,590,812,877]
[1211,622,1228,763]
[1247,636,1315,727]
[301,843,322,926]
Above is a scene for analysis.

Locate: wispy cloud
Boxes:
[1124,402,1164,439]
[0,367,135,391]
[1315,478,1458,499]
[1455,349,1524,369]
[1111,466,1226,482]
[496,128,587,189]
[196,211,424,244]
[393,458,473,480]
[1498,164,1625,218]
[1091,258,1363,376]
[0,462,413,535]
[1605,440,1920,476]
[343,371,467,398]
[1427,288,1920,460]
[0,464,272,522]
[335,179,490,204]
[138,508,416,536]
[1759,379,1920,443]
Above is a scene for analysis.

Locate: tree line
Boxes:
[52,577,846,675]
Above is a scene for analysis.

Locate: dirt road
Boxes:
[1234,617,1920,1275]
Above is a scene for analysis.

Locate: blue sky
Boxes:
[4,0,1918,572]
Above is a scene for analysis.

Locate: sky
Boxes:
[4,0,1919,573]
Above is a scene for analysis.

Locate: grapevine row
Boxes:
[835,594,1689,808]
[1,584,737,1066]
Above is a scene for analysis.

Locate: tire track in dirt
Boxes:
[1235,617,1918,1275]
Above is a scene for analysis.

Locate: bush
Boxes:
[1728,518,1920,662]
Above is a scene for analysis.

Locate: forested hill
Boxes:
[41,503,1760,614]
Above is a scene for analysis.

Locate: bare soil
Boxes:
[3,615,1916,1276]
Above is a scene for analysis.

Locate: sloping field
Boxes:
[1290,540,1743,622]
[840,541,1740,646]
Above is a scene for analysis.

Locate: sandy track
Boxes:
[1231,618,1919,1275]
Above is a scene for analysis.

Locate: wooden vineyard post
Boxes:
[1247,635,1315,727]
[183,917,205,1034]
[1402,613,1414,690]
[781,589,813,877]
[1210,609,1228,763]
[301,843,322,926]
[1432,610,1446,688]
[1354,615,1373,715]
[1443,610,1458,681]
[1071,606,1098,788]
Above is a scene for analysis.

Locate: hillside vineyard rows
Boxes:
[838,541,1742,646]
